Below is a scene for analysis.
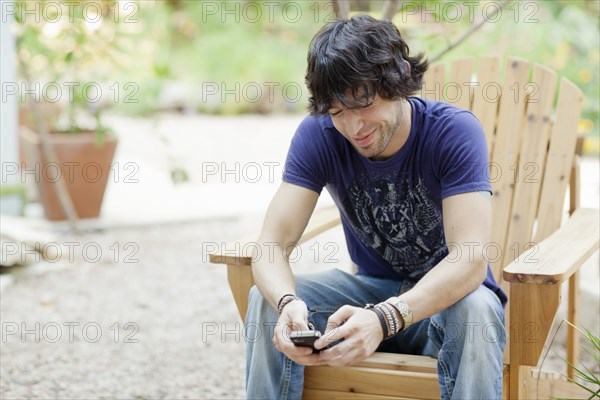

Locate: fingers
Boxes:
[314,305,354,350]
[321,345,359,367]
[282,300,310,330]
[315,307,383,367]
[318,334,370,367]
[323,305,354,335]
[273,320,307,351]
[273,333,311,356]
[272,302,326,366]
[292,352,327,366]
[273,327,326,366]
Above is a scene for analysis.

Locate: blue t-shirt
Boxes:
[283,97,507,307]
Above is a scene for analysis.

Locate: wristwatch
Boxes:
[387,298,414,332]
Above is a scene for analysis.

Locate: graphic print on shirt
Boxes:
[341,171,448,279]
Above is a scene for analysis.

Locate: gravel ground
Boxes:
[1,217,261,400]
[0,213,351,400]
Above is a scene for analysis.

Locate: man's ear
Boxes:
[403,59,411,76]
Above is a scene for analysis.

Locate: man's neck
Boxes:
[396,98,413,149]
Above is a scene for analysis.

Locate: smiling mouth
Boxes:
[353,129,375,147]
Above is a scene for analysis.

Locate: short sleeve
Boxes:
[434,112,492,199]
[282,116,332,194]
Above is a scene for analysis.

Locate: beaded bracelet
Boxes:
[379,303,398,337]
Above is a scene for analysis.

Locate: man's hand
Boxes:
[314,305,383,367]
[273,300,326,366]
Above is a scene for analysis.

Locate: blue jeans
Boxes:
[245,268,506,400]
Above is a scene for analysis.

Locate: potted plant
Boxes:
[15,1,121,220]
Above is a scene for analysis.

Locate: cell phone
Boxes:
[290,330,322,350]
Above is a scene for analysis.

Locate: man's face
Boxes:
[328,94,408,161]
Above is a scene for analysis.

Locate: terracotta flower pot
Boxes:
[19,127,118,220]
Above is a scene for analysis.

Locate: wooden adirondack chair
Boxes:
[209,56,599,399]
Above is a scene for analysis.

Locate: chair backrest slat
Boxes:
[471,57,501,158]
[534,78,584,242]
[502,64,557,271]
[448,58,475,111]
[421,63,445,102]
[488,57,531,279]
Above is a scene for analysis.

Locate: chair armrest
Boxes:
[503,208,599,284]
[209,206,342,266]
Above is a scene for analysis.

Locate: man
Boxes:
[245,15,507,400]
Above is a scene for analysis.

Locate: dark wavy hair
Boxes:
[305,15,429,115]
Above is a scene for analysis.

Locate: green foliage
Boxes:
[13,0,129,138]
[116,0,325,115]
[555,321,600,400]
[542,319,600,399]
[13,0,599,136]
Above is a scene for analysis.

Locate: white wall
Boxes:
[1,2,22,215]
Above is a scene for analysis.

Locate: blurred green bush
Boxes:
[14,0,599,143]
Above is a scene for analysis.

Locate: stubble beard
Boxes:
[359,104,404,160]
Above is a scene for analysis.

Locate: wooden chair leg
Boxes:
[567,270,580,380]
[226,264,255,323]
[509,365,533,399]
[566,153,581,379]
[509,283,561,399]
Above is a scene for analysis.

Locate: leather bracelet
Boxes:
[277,294,295,310]
[277,294,301,316]
[365,303,389,339]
